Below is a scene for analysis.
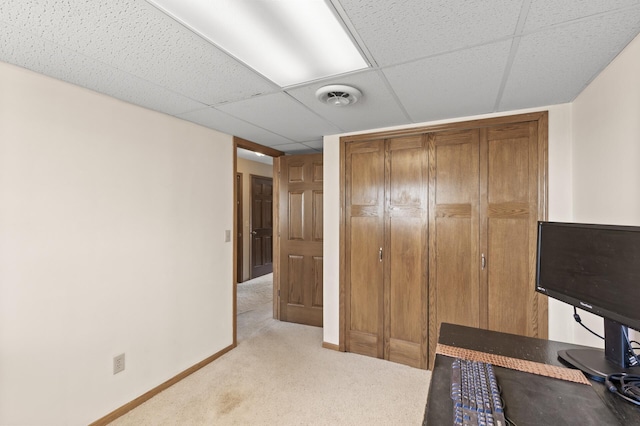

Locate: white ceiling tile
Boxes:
[217,93,341,142]
[340,0,523,66]
[524,0,640,32]
[383,40,512,123]
[0,24,207,115]
[500,10,640,111]
[0,0,276,105]
[1,0,640,151]
[271,143,319,154]
[178,107,294,147]
[302,140,324,150]
[287,70,409,132]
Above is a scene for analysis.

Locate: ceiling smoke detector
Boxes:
[315,85,362,106]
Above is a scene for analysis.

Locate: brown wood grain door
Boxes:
[341,113,548,369]
[236,173,243,282]
[385,136,429,368]
[278,154,323,327]
[345,137,428,368]
[427,122,546,363]
[250,175,273,279]
[428,129,481,364]
[345,140,385,358]
[484,122,544,338]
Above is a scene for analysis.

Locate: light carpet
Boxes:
[237,273,274,315]
[109,274,431,425]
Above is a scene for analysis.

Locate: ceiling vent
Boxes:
[315,85,362,106]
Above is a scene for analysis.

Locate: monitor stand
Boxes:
[558,348,640,381]
[559,320,640,381]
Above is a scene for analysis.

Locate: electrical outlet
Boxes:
[113,353,125,375]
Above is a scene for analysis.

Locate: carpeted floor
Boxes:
[109,273,431,425]
[237,273,273,314]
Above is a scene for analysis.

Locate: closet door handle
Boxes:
[481,253,486,270]
[379,247,383,262]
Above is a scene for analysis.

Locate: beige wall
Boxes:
[0,61,234,425]
[573,33,640,225]
[236,157,273,282]
[570,32,640,346]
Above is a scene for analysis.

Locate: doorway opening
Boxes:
[236,148,275,283]
[233,138,283,346]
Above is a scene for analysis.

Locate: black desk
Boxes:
[423,323,640,425]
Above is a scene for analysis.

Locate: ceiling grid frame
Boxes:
[1,0,639,153]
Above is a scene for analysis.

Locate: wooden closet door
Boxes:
[341,112,548,367]
[345,140,385,358]
[428,129,481,363]
[484,122,546,337]
[385,136,428,368]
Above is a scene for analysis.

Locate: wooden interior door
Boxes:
[345,140,385,358]
[278,154,323,327]
[385,136,428,368]
[484,122,545,337]
[236,173,243,282]
[428,129,481,364]
[250,175,273,279]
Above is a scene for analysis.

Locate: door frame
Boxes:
[338,112,549,353]
[233,137,284,346]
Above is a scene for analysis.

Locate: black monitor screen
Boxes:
[536,221,640,332]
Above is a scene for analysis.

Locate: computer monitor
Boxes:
[535,221,640,381]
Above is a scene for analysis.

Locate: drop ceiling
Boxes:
[2,0,639,154]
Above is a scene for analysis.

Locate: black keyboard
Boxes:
[450,358,507,426]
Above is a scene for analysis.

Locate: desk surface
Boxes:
[423,323,640,425]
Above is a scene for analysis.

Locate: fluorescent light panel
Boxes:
[147,0,368,87]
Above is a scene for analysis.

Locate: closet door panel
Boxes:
[348,216,383,357]
[389,216,422,342]
[434,139,479,204]
[434,219,476,326]
[487,218,529,334]
[386,136,428,368]
[349,216,383,335]
[388,142,424,207]
[487,125,530,204]
[428,130,480,363]
[485,122,542,337]
[351,152,382,206]
[388,216,423,367]
[345,141,385,358]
